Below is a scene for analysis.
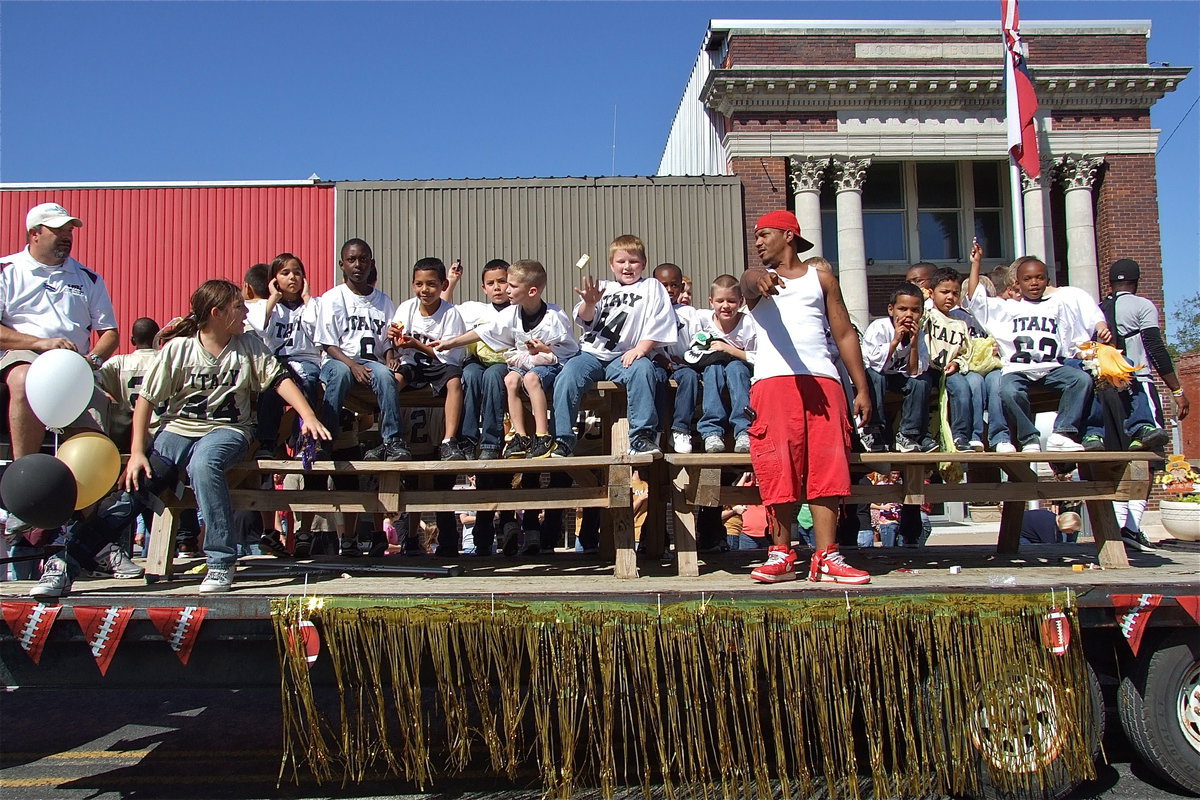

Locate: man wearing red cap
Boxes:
[741,210,874,584]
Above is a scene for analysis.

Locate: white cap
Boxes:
[26,203,82,231]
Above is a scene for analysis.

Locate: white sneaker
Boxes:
[1046,433,1084,452]
[1021,441,1042,453]
[734,432,751,454]
[703,435,726,454]
[199,567,233,594]
[671,431,693,454]
[994,442,1017,454]
[968,440,985,452]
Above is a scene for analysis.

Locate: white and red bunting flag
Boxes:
[1001,0,1040,178]
[74,605,135,676]
[147,606,207,665]
[1,601,62,664]
[1112,593,1162,656]
[1176,595,1200,627]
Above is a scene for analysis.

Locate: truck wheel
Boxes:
[1117,631,1200,795]
[966,662,1104,800]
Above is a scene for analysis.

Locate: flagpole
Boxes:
[1010,157,1027,257]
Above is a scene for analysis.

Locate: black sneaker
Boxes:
[500,520,521,557]
[628,436,661,455]
[1128,426,1170,451]
[438,439,468,461]
[1082,434,1105,452]
[859,428,889,453]
[364,438,412,462]
[894,432,921,453]
[339,538,363,558]
[1120,527,1156,552]
[519,529,541,556]
[549,440,573,458]
[502,434,531,459]
[917,436,939,453]
[366,530,389,557]
[292,530,313,559]
[528,434,556,459]
[259,529,290,558]
[478,444,502,460]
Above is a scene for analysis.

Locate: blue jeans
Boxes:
[670,366,699,433]
[698,360,752,438]
[983,369,1009,446]
[879,522,900,548]
[1000,366,1093,446]
[1085,377,1161,439]
[866,368,935,437]
[727,530,767,550]
[945,370,985,444]
[153,428,251,569]
[256,359,321,446]
[552,352,662,449]
[461,360,508,449]
[319,359,402,441]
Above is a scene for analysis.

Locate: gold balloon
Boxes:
[56,432,121,509]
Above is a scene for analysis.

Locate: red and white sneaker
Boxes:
[751,545,798,583]
[809,547,871,585]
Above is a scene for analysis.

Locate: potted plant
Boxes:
[1156,456,1200,542]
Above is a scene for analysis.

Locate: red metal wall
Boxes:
[1,186,335,352]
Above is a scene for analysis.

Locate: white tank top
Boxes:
[747,266,840,383]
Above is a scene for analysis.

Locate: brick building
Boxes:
[658,19,1189,327]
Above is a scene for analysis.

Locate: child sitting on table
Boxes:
[695,274,757,454]
[861,283,937,453]
[923,267,988,451]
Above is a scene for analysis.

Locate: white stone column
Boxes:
[789,156,830,258]
[1020,168,1055,270]
[831,156,871,331]
[1056,154,1105,298]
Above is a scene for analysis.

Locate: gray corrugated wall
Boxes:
[335,177,745,311]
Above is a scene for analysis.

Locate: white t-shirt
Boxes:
[698,310,758,359]
[314,284,395,364]
[862,317,931,375]
[140,333,284,438]
[477,302,579,363]
[1050,286,1106,357]
[657,303,703,361]
[391,298,468,367]
[575,277,676,362]
[966,285,1072,377]
[248,298,320,365]
[0,248,118,355]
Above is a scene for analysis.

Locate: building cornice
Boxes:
[702,65,1190,113]
[704,20,1151,45]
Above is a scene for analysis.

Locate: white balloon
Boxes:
[25,349,96,429]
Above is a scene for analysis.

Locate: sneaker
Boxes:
[994,442,1017,454]
[703,434,726,454]
[859,428,888,453]
[671,431,693,454]
[292,530,313,559]
[528,435,556,459]
[734,432,751,454]
[549,440,573,458]
[1120,527,1157,552]
[259,529,290,558]
[1046,433,1084,453]
[750,545,798,583]
[968,440,985,452]
[809,547,871,585]
[894,432,921,454]
[177,538,201,556]
[628,436,661,455]
[1082,434,1105,452]
[519,529,541,556]
[199,567,233,594]
[478,445,502,460]
[916,436,938,453]
[1128,425,1170,452]
[363,438,412,462]
[367,530,389,558]
[952,437,970,452]
[438,439,468,461]
[254,446,276,461]
[500,520,521,557]
[503,434,531,459]
[1020,441,1042,453]
[338,539,362,558]
[89,545,145,579]
[30,557,74,600]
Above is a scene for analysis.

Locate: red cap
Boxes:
[755,210,813,252]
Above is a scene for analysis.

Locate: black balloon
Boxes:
[0,453,77,529]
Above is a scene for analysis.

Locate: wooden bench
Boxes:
[665,451,1156,577]
[144,453,656,582]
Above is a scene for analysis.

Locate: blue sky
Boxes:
[1,0,1196,305]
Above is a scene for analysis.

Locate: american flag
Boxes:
[1002,0,1040,178]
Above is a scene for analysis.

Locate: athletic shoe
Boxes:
[363,438,413,462]
[503,434,531,459]
[528,435,557,459]
[734,432,751,454]
[1120,527,1157,552]
[366,530,389,558]
[549,440,574,458]
[895,432,922,453]
[30,557,74,600]
[519,529,541,556]
[953,438,971,452]
[292,530,313,559]
[1047,433,1084,453]
[500,520,521,557]
[1128,425,1170,451]
[809,547,871,585]
[1082,434,1105,452]
[478,445,502,461]
[628,436,661,455]
[968,440,985,452]
[671,431,693,454]
[438,439,468,461]
[859,428,889,453]
[89,544,145,579]
[994,442,1017,454]
[1020,441,1042,453]
[199,567,233,594]
[703,434,726,454]
[259,529,290,558]
[750,545,798,583]
[338,539,362,558]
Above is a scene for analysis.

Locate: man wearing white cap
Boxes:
[0,203,119,458]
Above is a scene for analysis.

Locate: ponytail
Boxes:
[159,279,241,343]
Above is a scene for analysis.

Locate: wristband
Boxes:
[1172,388,1185,397]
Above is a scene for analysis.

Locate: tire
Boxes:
[966,661,1104,800]
[1117,630,1200,795]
